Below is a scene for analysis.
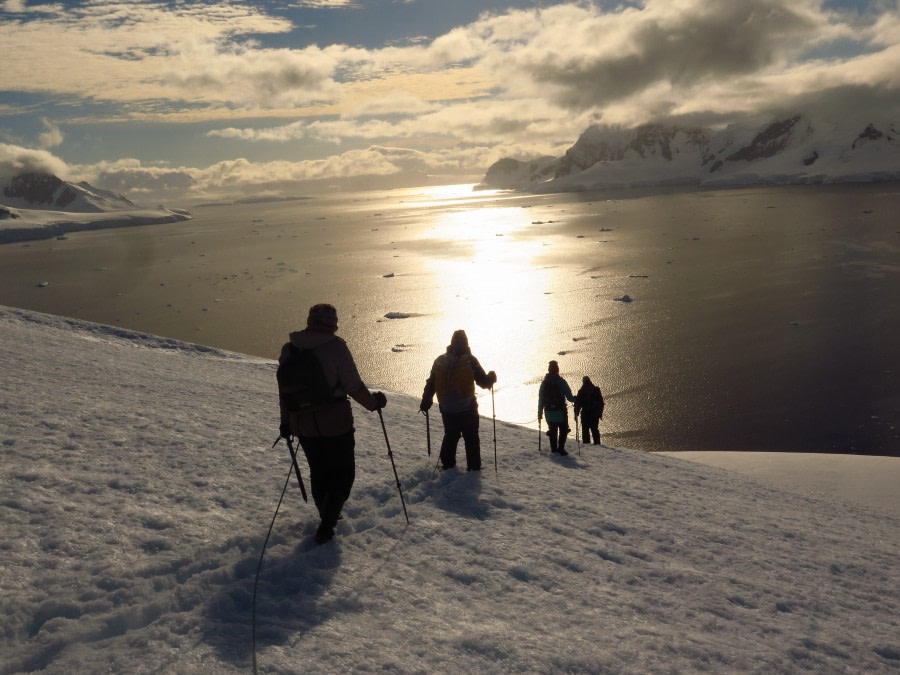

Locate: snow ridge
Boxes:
[479,115,900,192]
[1,306,898,673]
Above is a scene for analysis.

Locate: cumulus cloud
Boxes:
[0,143,69,179]
[66,145,483,205]
[162,42,347,108]
[8,0,895,128]
[176,1,900,144]
[529,1,822,106]
[2,0,899,195]
[92,167,197,200]
[463,0,900,126]
[38,119,64,149]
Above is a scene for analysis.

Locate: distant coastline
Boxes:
[194,194,312,208]
[0,206,192,245]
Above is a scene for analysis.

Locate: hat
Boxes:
[583,375,592,383]
[307,303,338,329]
[449,329,469,353]
[548,360,559,374]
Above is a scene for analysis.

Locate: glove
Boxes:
[487,370,497,386]
[420,398,433,412]
[373,391,387,410]
[279,421,291,438]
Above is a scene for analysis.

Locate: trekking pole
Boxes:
[274,435,307,503]
[576,416,581,456]
[491,385,498,476]
[423,410,431,456]
[377,409,410,525]
[538,417,542,453]
[253,448,297,674]
[431,456,443,479]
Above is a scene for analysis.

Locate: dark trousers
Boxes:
[548,420,569,452]
[440,407,481,470]
[581,415,601,444]
[299,431,355,535]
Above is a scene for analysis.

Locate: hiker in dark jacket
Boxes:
[538,360,576,455]
[278,303,386,544]
[420,329,496,472]
[574,375,605,445]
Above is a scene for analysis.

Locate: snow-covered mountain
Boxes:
[478,116,900,192]
[0,172,137,212]
[0,171,193,244]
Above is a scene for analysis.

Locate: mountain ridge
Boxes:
[479,115,900,192]
[1,172,139,212]
[0,172,193,245]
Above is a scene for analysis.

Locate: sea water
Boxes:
[1,183,897,454]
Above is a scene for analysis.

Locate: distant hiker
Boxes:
[538,360,576,456]
[419,329,497,472]
[278,303,387,545]
[574,376,605,445]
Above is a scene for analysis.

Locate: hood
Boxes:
[289,329,339,351]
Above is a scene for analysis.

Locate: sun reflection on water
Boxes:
[418,205,556,425]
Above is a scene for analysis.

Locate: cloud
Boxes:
[162,42,347,108]
[465,1,880,118]
[290,0,361,7]
[0,3,299,104]
[0,143,69,179]
[344,92,438,118]
[2,0,899,195]
[1,0,62,12]
[89,161,198,200]
[8,0,895,129]
[61,145,476,204]
[38,119,64,149]
[208,97,590,151]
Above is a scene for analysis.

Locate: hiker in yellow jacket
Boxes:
[420,330,496,472]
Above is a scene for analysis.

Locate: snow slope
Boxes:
[1,306,898,673]
[0,205,192,244]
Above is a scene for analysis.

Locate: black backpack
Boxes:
[543,378,564,412]
[277,343,335,412]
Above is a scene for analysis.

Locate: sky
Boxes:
[1,303,899,673]
[1,0,899,203]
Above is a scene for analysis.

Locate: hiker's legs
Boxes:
[300,433,355,536]
[300,438,328,518]
[584,415,600,444]
[459,408,482,470]
[548,422,560,452]
[440,410,463,468]
[321,432,355,532]
[558,418,569,451]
